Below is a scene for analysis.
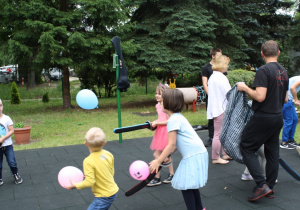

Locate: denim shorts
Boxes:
[88,193,117,210]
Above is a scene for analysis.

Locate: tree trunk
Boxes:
[60,0,71,109]
[62,66,72,108]
[27,69,35,89]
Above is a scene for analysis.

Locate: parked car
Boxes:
[49,68,62,81]
[0,66,15,83]
[42,68,62,81]
[42,67,77,81]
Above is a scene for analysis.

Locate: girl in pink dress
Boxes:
[147,84,174,187]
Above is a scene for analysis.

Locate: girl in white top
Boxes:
[207,55,232,164]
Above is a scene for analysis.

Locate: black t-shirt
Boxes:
[201,63,228,80]
[252,62,289,113]
[201,63,213,80]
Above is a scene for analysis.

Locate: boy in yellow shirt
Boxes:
[67,127,118,209]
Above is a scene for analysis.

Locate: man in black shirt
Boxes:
[201,48,222,147]
[237,40,288,201]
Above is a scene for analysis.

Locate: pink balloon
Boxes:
[129,160,150,180]
[58,166,84,189]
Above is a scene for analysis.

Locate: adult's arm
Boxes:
[285,91,289,104]
[236,83,267,103]
[290,81,300,105]
[202,76,208,95]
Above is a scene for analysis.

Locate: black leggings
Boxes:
[206,96,214,139]
[181,189,203,210]
[208,119,214,139]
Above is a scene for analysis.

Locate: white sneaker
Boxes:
[280,142,296,149]
[296,146,300,156]
[241,173,253,181]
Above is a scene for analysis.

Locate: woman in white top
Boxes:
[207,55,232,164]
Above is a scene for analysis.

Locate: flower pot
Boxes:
[14,126,31,145]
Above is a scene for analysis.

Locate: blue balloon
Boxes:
[76,89,98,110]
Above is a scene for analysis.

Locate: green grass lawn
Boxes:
[1,80,207,151]
[1,80,299,151]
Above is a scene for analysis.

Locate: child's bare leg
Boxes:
[167,157,174,175]
[153,150,162,178]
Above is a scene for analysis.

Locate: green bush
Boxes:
[10,82,21,104]
[175,72,201,87]
[42,92,49,103]
[227,69,256,87]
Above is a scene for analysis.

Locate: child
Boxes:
[207,55,232,164]
[241,146,266,180]
[149,89,208,210]
[0,98,23,185]
[66,127,118,210]
[280,76,300,149]
[147,84,174,186]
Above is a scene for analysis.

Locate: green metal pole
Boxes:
[115,51,122,143]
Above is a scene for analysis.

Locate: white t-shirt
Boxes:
[207,71,231,119]
[0,114,14,146]
[288,76,300,100]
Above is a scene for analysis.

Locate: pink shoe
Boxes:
[203,208,206,210]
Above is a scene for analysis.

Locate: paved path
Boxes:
[0,130,299,210]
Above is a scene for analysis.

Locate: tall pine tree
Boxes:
[131,0,248,81]
[289,0,300,74]
[233,0,294,68]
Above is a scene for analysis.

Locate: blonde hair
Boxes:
[212,55,230,72]
[85,127,106,150]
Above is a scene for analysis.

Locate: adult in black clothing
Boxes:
[237,40,289,202]
[201,48,222,147]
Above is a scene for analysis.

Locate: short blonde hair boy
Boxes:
[85,127,106,150]
[212,55,230,72]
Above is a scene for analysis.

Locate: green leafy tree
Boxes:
[1,0,136,108]
[0,0,76,108]
[68,0,138,97]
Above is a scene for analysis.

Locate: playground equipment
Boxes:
[168,77,206,112]
[176,86,206,112]
[169,78,176,89]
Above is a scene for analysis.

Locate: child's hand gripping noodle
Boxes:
[113,121,156,133]
[125,151,175,197]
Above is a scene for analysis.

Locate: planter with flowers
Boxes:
[14,123,31,145]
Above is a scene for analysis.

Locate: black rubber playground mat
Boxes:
[0,130,299,210]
